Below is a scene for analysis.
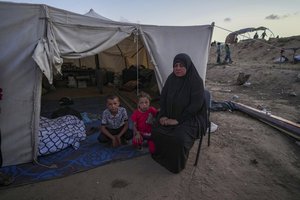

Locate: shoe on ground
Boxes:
[137,145,143,151]
[121,138,128,145]
[210,122,218,133]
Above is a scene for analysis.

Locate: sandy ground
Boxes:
[1,36,300,200]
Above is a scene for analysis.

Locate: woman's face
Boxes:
[173,62,187,77]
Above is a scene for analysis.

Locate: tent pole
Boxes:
[95,54,103,94]
[95,54,100,69]
[116,44,128,68]
[138,26,163,92]
[131,45,144,58]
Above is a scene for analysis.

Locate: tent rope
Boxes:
[134,27,140,96]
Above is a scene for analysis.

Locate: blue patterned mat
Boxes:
[0,133,148,188]
[0,96,142,188]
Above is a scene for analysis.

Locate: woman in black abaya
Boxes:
[151,53,208,173]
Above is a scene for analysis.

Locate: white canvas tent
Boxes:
[84,8,113,21]
[0,2,213,166]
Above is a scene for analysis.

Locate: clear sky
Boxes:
[2,0,299,42]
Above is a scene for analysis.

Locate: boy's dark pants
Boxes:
[98,125,133,143]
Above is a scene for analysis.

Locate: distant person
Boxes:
[280,49,284,57]
[261,31,267,39]
[98,95,133,147]
[253,32,258,39]
[280,49,288,62]
[131,91,158,152]
[234,36,238,43]
[216,42,221,64]
[224,44,232,64]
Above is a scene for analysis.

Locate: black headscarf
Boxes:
[159,53,207,129]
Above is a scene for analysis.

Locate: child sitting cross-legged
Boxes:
[98,95,133,147]
[131,92,158,153]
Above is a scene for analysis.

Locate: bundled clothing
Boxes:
[151,53,208,173]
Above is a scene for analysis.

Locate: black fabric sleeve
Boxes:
[158,77,169,119]
[179,79,205,123]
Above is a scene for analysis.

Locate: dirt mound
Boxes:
[202,35,300,200]
[207,35,300,122]
[209,35,300,65]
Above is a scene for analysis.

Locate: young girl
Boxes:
[131,92,158,153]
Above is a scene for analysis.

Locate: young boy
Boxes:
[98,95,132,147]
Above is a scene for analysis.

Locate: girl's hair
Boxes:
[137,91,151,102]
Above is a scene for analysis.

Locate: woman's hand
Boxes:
[165,119,178,126]
[159,117,168,125]
[160,117,178,126]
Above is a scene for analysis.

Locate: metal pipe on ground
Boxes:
[232,102,300,140]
